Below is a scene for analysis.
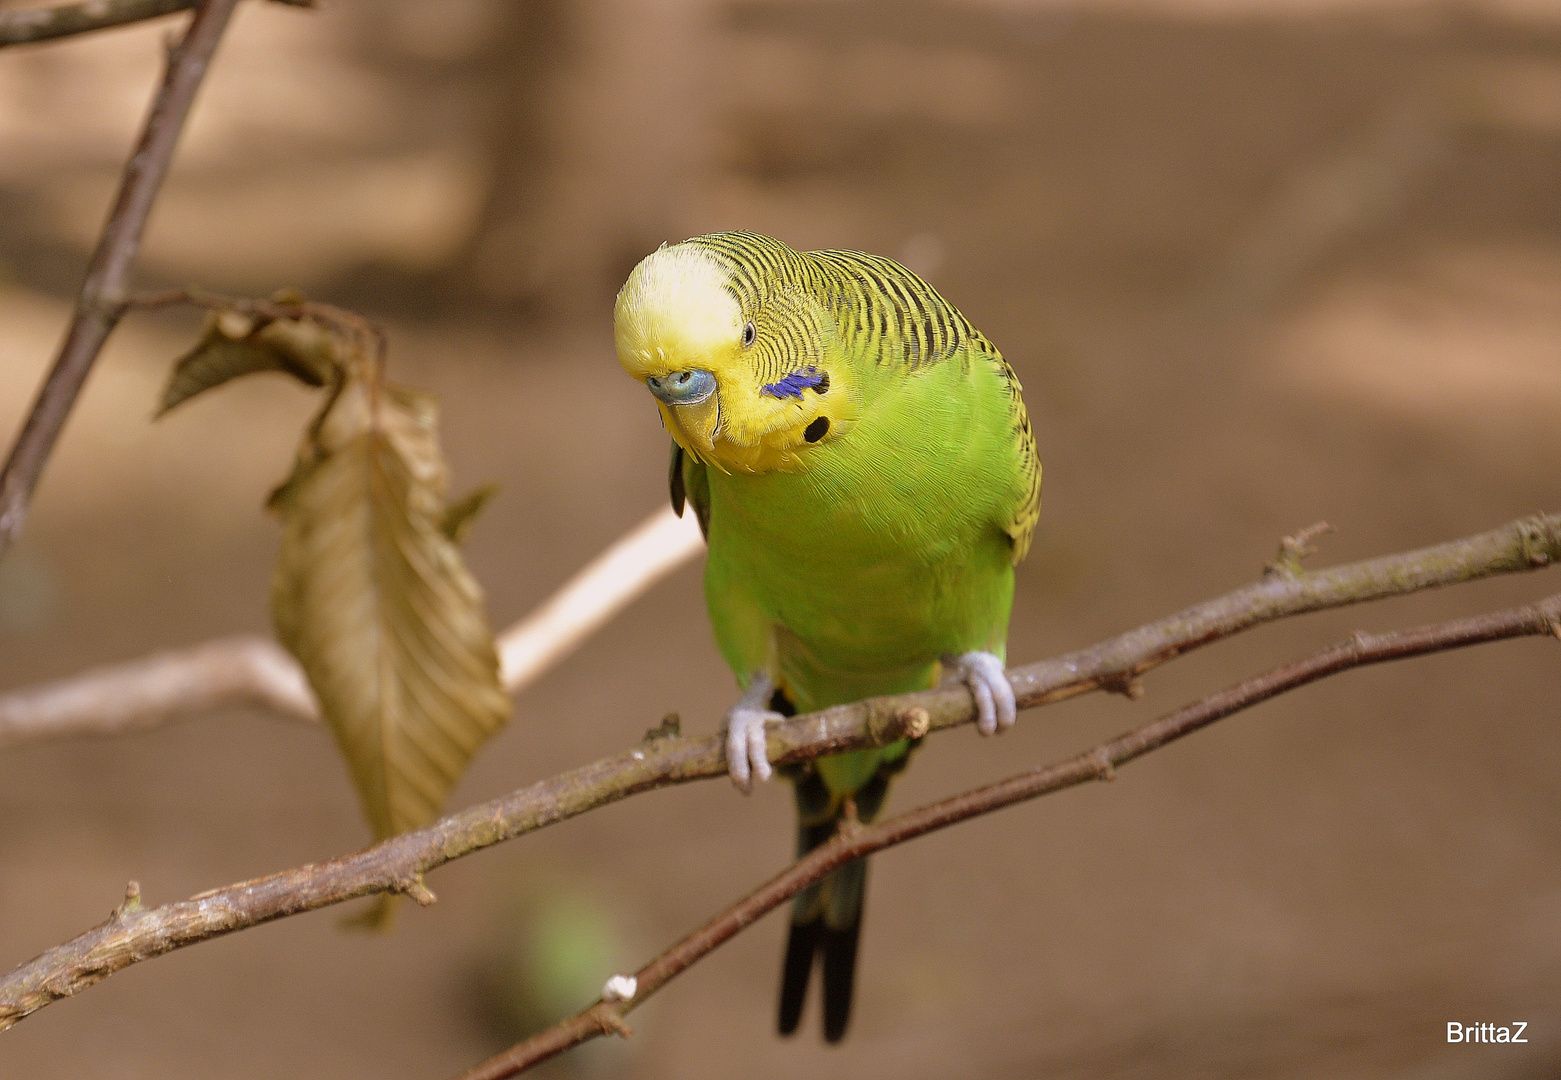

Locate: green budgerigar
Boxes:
[615,231,1041,1041]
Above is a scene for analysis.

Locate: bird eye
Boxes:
[742,321,756,347]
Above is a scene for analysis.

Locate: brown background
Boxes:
[2,0,1560,1076]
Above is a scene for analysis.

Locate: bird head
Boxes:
[614,236,849,473]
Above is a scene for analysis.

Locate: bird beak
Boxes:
[645,368,716,406]
[650,372,721,455]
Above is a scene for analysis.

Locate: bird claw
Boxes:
[948,651,1016,736]
[724,705,781,794]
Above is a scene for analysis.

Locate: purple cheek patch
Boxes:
[760,368,828,399]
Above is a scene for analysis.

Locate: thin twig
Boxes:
[0,516,1557,1030]
[0,0,193,45]
[1005,510,1559,712]
[1,510,1553,747]
[0,0,242,557]
[0,506,705,748]
[0,0,310,48]
[457,594,1561,1079]
[0,636,312,747]
[494,505,706,687]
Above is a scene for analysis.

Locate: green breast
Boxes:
[703,346,1017,713]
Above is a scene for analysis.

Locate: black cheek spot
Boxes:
[814,372,829,395]
[804,416,830,443]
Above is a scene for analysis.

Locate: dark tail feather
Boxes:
[777,809,834,1039]
[777,854,869,1041]
[821,855,867,1042]
[778,919,821,1036]
[821,915,862,1041]
[780,748,906,1043]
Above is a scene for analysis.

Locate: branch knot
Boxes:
[1519,517,1555,568]
[394,875,437,907]
[112,881,142,921]
[642,713,681,742]
[595,1005,633,1038]
[1090,748,1117,781]
[867,704,930,745]
[1265,521,1334,579]
[1101,670,1145,700]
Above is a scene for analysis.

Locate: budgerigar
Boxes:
[614,231,1040,1041]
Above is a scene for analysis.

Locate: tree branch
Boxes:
[494,504,705,693]
[0,0,310,49]
[0,0,195,46]
[0,515,1556,1031]
[1002,512,1559,712]
[0,506,705,748]
[2,511,1553,747]
[0,0,242,558]
[0,636,312,746]
[457,594,1561,1079]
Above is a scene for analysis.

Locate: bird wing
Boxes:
[984,342,1042,564]
[806,248,1041,563]
[669,441,710,539]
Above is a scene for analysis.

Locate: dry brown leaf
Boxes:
[440,482,498,545]
[158,300,511,875]
[270,365,511,841]
[157,308,337,415]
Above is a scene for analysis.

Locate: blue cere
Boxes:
[761,368,827,399]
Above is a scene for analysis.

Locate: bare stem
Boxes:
[0,636,314,748]
[456,594,1561,1079]
[1,0,193,45]
[0,0,310,48]
[0,515,1556,1031]
[2,511,1554,747]
[0,506,704,748]
[0,0,241,557]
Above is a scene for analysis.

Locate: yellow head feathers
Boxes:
[615,243,742,378]
[614,236,850,474]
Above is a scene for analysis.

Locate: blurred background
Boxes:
[2,0,1560,1076]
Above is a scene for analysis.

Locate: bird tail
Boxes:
[778,814,868,1043]
[778,748,911,1042]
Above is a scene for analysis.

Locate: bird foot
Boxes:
[946,651,1016,736]
[725,675,782,793]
